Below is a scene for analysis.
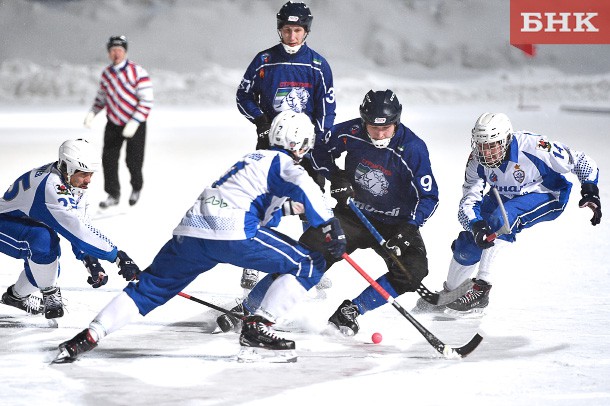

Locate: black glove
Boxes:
[254,114,271,150]
[115,250,141,281]
[472,220,495,249]
[330,171,355,206]
[385,223,421,257]
[579,183,602,226]
[321,218,347,259]
[83,255,108,288]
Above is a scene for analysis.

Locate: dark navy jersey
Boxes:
[236,43,335,142]
[311,118,439,226]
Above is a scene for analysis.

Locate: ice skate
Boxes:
[237,315,297,363]
[128,190,140,206]
[41,286,64,319]
[328,299,360,336]
[216,301,246,333]
[53,329,98,364]
[412,282,450,314]
[444,279,492,317]
[99,195,119,209]
[240,268,259,290]
[1,285,43,315]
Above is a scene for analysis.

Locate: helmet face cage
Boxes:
[277,1,313,32]
[269,110,315,160]
[360,89,402,148]
[471,113,513,168]
[107,35,128,51]
[58,139,102,178]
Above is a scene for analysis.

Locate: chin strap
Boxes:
[281,42,303,54]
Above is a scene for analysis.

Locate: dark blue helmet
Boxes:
[360,89,402,126]
[107,35,128,51]
[277,2,313,32]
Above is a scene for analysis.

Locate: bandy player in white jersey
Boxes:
[53,111,347,364]
[0,139,141,320]
[415,112,601,316]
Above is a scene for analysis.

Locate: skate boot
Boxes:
[128,190,140,206]
[240,268,259,290]
[238,315,297,363]
[53,329,98,364]
[216,301,247,333]
[99,195,119,209]
[1,285,43,315]
[41,286,64,319]
[445,279,492,317]
[328,299,360,336]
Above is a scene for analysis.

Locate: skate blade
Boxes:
[443,307,486,319]
[52,347,76,364]
[237,347,297,363]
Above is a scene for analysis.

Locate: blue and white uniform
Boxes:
[126,148,334,315]
[236,43,335,142]
[0,162,116,291]
[453,131,599,264]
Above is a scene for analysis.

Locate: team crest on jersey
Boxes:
[354,163,389,197]
[274,87,310,113]
[490,171,498,183]
[513,164,525,183]
[537,139,551,152]
[261,53,270,64]
[259,69,265,79]
[350,124,360,135]
[55,184,70,195]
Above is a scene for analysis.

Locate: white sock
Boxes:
[476,239,510,283]
[256,274,307,323]
[445,257,477,290]
[88,292,142,341]
[13,270,39,297]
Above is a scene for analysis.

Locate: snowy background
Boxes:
[1,1,609,405]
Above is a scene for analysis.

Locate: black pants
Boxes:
[102,121,146,199]
[299,205,429,295]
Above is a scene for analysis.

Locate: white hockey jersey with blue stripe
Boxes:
[0,162,117,261]
[174,149,334,240]
[459,131,600,230]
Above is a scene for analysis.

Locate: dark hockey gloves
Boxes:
[579,183,602,226]
[83,255,108,288]
[472,220,495,249]
[115,250,141,281]
[330,171,355,206]
[322,218,347,259]
[385,223,423,257]
[254,114,271,150]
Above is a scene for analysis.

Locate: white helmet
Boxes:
[58,138,101,177]
[269,110,315,160]
[471,113,513,168]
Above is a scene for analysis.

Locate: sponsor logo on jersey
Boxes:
[204,195,228,208]
[537,139,552,152]
[274,87,310,113]
[353,200,400,217]
[354,162,389,197]
[513,164,525,183]
[496,185,524,193]
[55,184,70,195]
[259,69,265,79]
[350,124,360,135]
[490,171,498,183]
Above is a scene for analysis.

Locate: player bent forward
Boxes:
[415,113,602,316]
[53,111,346,364]
[0,139,141,320]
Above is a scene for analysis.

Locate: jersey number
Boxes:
[420,175,433,192]
[2,173,31,201]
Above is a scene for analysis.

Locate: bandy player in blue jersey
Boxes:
[235,1,336,291]
[415,113,602,317]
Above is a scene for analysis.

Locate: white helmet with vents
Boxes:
[58,138,101,177]
[471,113,513,168]
[269,110,315,160]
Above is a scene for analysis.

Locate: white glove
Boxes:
[122,119,140,138]
[83,111,96,129]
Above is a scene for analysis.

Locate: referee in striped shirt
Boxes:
[84,35,154,208]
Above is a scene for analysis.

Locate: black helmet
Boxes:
[277,2,313,32]
[107,35,128,51]
[360,89,402,126]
